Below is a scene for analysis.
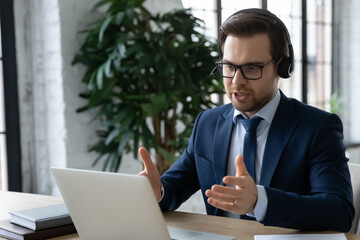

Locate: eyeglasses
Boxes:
[215,59,275,80]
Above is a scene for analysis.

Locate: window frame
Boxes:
[0,0,22,191]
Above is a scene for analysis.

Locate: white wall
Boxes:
[13,0,204,214]
[15,0,67,194]
[57,0,106,172]
[14,0,183,191]
[15,0,108,195]
[333,0,360,163]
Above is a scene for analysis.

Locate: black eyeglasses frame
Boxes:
[213,59,275,80]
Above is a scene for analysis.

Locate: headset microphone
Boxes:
[210,66,217,78]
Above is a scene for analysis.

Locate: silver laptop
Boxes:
[51,167,235,240]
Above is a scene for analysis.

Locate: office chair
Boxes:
[349,162,360,234]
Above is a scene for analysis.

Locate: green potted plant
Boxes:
[73,0,223,174]
[329,91,346,115]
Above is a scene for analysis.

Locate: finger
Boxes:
[210,184,239,196]
[235,155,249,177]
[223,176,246,187]
[208,196,250,215]
[138,147,156,172]
[205,187,238,203]
[207,197,237,213]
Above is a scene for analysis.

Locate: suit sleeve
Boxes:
[262,114,354,232]
[158,112,203,211]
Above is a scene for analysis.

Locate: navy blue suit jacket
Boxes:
[159,91,354,232]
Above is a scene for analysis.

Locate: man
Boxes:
[138,8,354,232]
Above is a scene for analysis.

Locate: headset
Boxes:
[211,8,294,79]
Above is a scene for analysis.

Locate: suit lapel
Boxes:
[259,92,300,186]
[213,106,234,186]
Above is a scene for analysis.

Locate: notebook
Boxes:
[51,167,235,240]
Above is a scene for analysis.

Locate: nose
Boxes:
[232,69,247,85]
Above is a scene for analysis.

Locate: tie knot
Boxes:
[239,116,262,132]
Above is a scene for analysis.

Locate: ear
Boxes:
[274,57,282,69]
[272,58,282,79]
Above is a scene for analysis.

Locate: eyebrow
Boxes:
[221,59,267,65]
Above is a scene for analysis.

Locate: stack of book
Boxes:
[0,204,76,240]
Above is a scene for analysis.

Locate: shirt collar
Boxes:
[232,89,281,125]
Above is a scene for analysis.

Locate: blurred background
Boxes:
[0,0,359,213]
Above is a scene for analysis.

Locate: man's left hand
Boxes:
[205,155,258,214]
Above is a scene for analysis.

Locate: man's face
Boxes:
[222,33,279,118]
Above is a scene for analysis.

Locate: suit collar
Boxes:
[212,105,234,216]
[259,91,300,186]
[211,91,299,186]
[213,105,234,185]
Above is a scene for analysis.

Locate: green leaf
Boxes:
[125,8,135,19]
[87,70,97,90]
[120,113,135,130]
[99,14,113,43]
[92,0,110,11]
[104,55,114,78]
[141,123,154,150]
[115,12,125,25]
[157,146,176,163]
[141,94,168,116]
[113,57,122,71]
[125,95,147,101]
[105,128,120,145]
[117,43,126,58]
[110,154,121,172]
[133,129,139,159]
[117,130,132,155]
[329,92,346,114]
[92,153,104,167]
[96,64,105,89]
[126,44,142,57]
[102,153,113,171]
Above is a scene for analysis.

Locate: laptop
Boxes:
[51,167,235,240]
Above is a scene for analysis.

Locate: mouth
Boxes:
[232,92,250,101]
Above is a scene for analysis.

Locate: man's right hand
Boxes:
[138,147,162,201]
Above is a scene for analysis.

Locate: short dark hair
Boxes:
[219,13,289,61]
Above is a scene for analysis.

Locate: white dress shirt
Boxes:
[226,90,281,220]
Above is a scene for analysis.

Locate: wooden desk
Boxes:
[0,191,359,240]
[165,211,360,240]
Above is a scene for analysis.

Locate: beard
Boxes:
[227,88,276,114]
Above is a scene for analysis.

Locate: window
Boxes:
[0,16,4,190]
[0,0,22,191]
[182,0,333,112]
[268,0,303,101]
[305,0,332,109]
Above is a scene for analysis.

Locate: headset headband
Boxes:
[216,8,294,79]
[228,8,292,46]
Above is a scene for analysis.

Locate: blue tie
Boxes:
[238,116,262,181]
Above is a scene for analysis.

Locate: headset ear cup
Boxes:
[278,57,292,78]
[278,43,294,79]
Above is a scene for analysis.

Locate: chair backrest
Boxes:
[349,162,360,234]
